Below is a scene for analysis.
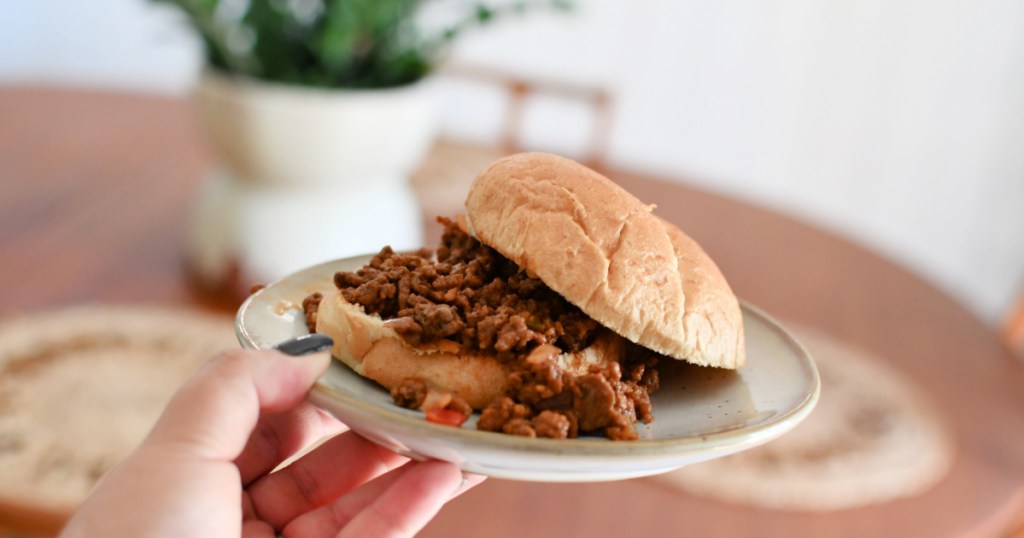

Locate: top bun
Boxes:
[464,153,745,369]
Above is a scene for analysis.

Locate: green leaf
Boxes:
[156,0,574,88]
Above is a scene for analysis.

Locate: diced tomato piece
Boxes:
[425,407,469,427]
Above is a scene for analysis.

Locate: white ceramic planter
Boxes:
[186,70,437,293]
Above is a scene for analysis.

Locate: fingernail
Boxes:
[275,333,334,356]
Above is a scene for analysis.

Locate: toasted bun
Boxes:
[464,152,744,369]
[316,291,626,409]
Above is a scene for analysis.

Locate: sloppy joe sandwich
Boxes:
[303,153,744,440]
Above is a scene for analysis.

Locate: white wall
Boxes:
[0,0,201,93]
[3,0,1023,326]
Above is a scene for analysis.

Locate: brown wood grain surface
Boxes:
[1,87,1022,537]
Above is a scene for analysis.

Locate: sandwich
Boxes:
[303,153,744,440]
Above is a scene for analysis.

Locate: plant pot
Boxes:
[186,69,438,298]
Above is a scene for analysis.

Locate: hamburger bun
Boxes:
[464,152,744,369]
[313,152,744,424]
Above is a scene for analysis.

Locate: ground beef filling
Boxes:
[306,217,660,440]
[477,348,659,440]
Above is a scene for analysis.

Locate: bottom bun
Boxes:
[315,291,625,409]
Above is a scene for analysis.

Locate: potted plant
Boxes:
[160,0,569,296]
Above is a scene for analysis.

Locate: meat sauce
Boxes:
[305,217,659,440]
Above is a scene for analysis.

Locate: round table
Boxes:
[1,87,1021,537]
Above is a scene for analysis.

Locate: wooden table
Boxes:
[1,87,1022,537]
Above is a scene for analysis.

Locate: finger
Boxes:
[144,348,331,461]
[339,460,464,538]
[280,464,411,537]
[248,431,408,529]
[283,464,483,537]
[236,402,346,486]
[242,518,277,538]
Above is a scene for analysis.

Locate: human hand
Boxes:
[60,344,483,537]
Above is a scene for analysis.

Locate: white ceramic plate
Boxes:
[237,254,820,482]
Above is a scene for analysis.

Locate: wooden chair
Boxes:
[438,64,614,172]
[411,64,615,234]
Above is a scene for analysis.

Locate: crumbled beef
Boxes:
[502,418,537,438]
[532,410,571,439]
[574,372,619,432]
[391,378,428,409]
[477,396,520,432]
[383,316,421,337]
[309,216,660,441]
[474,358,654,441]
[489,348,658,440]
[623,359,658,423]
[411,300,463,341]
[302,292,322,333]
[329,218,598,358]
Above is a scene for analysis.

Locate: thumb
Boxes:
[143,346,331,462]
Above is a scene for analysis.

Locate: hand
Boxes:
[60,347,483,537]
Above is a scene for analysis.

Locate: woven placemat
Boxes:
[0,305,237,515]
[652,324,955,511]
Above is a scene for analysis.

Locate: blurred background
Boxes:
[3,1,1024,536]
[3,0,1023,326]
